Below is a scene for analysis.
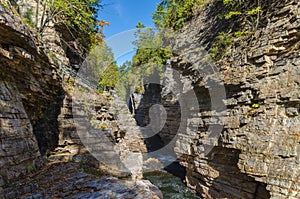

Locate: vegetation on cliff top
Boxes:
[152,0,205,30]
[4,0,106,50]
[117,0,204,97]
[152,0,265,60]
[2,0,115,91]
[44,0,106,48]
[209,0,265,60]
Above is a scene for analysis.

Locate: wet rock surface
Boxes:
[2,162,162,199]
[144,171,201,199]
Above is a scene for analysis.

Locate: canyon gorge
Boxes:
[0,0,299,198]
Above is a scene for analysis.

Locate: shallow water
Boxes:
[144,171,202,199]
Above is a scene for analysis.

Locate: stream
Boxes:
[142,134,202,199]
[144,170,202,199]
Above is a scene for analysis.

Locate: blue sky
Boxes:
[97,0,160,65]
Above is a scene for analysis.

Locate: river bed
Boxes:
[144,171,202,199]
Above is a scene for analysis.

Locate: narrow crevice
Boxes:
[205,146,271,199]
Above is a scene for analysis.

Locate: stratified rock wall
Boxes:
[0,0,299,198]
[168,0,300,198]
[0,81,41,189]
[2,162,162,199]
[52,86,148,179]
[0,5,63,190]
[0,1,159,198]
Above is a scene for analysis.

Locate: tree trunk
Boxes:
[35,0,39,28]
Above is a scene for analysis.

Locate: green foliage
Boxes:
[209,30,253,59]
[23,9,34,27]
[98,64,119,90]
[100,123,107,130]
[87,44,115,78]
[247,6,262,15]
[209,0,263,60]
[222,0,263,30]
[234,31,245,37]
[223,0,237,7]
[233,30,252,37]
[116,63,143,100]
[225,11,242,19]
[135,86,144,94]
[27,165,36,172]
[252,103,260,108]
[116,61,133,98]
[209,32,233,59]
[127,25,170,91]
[10,0,105,49]
[68,77,75,85]
[136,22,145,29]
[132,26,171,67]
[85,43,119,91]
[0,1,9,8]
[98,87,104,94]
[47,0,102,48]
[152,0,205,29]
[116,25,172,100]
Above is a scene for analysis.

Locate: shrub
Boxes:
[209,32,233,59]
[100,123,107,130]
[27,165,36,172]
[153,0,206,30]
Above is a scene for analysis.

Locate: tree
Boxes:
[116,62,140,101]
[98,64,119,91]
[85,43,114,85]
[119,60,132,74]
[36,0,104,49]
[132,24,171,68]
[85,43,119,91]
[115,23,172,99]
[136,22,145,29]
[152,0,204,29]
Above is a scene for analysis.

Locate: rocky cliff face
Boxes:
[0,2,160,198]
[1,0,299,198]
[2,162,162,199]
[53,84,148,178]
[134,0,299,198]
[0,5,63,189]
[176,0,299,198]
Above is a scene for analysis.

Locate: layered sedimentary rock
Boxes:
[1,0,299,198]
[2,162,162,199]
[0,5,63,190]
[54,84,148,178]
[0,2,158,198]
[133,0,299,198]
[174,0,300,198]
